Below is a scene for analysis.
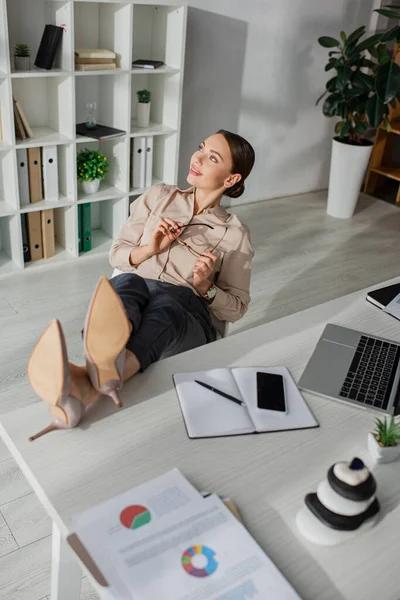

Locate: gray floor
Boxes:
[0,189,399,599]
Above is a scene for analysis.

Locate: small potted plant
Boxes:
[77,148,109,195]
[367,415,400,464]
[136,89,151,128]
[14,43,31,71]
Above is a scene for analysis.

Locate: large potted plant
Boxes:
[317,19,400,218]
[77,148,109,195]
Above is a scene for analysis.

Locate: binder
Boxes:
[26,211,43,261]
[41,209,55,258]
[35,25,63,70]
[13,101,26,140]
[27,147,43,203]
[41,146,59,201]
[81,203,92,252]
[21,214,31,263]
[17,148,30,207]
[78,204,82,253]
[14,98,33,138]
[145,136,153,188]
[132,137,146,189]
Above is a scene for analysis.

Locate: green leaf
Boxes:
[340,31,346,43]
[355,120,367,133]
[328,50,341,56]
[376,60,400,103]
[334,120,346,134]
[351,71,374,91]
[326,76,338,92]
[318,36,340,48]
[369,46,379,58]
[353,33,383,53]
[359,58,376,69]
[325,60,336,72]
[336,66,352,91]
[375,8,400,19]
[338,100,349,118]
[322,93,341,116]
[347,25,366,45]
[315,89,328,106]
[380,25,400,43]
[366,94,387,127]
[339,120,350,138]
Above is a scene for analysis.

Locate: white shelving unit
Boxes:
[0,0,187,278]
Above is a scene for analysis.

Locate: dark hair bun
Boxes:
[225,180,245,199]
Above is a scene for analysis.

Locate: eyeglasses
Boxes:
[169,223,214,258]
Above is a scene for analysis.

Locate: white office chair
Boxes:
[111,268,228,340]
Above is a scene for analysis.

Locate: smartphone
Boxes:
[256,372,287,414]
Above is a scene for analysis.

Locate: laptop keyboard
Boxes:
[339,336,400,410]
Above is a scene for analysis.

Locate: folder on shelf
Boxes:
[21,214,31,263]
[145,136,153,188]
[27,211,43,261]
[75,49,116,60]
[13,101,26,140]
[17,148,30,207]
[75,63,116,72]
[27,147,43,203]
[35,25,64,70]
[78,204,83,253]
[41,209,55,259]
[41,145,59,201]
[81,203,92,252]
[14,98,33,138]
[132,137,146,189]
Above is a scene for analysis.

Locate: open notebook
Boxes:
[173,367,318,439]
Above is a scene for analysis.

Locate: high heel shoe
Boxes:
[83,276,132,408]
[27,319,84,441]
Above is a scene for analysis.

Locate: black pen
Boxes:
[195,380,245,407]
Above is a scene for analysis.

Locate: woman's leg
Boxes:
[126,292,213,372]
[109,273,150,331]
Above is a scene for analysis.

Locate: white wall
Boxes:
[178,0,378,206]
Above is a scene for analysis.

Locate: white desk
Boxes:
[1,278,400,600]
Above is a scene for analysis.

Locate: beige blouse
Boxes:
[109,184,254,323]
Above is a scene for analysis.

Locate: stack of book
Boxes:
[18,146,59,263]
[13,97,33,141]
[75,49,117,71]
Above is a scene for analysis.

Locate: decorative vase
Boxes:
[14,56,30,71]
[137,101,151,128]
[367,432,400,464]
[81,179,100,195]
[326,137,373,219]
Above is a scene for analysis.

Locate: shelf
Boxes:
[20,196,74,213]
[80,228,112,257]
[0,250,20,276]
[74,68,127,77]
[15,128,73,148]
[131,66,180,76]
[129,177,162,196]
[370,166,400,182]
[130,121,175,137]
[24,244,76,271]
[76,134,127,144]
[77,182,125,203]
[0,199,16,217]
[11,68,72,78]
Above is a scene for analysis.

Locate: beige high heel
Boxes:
[83,276,132,407]
[27,320,84,441]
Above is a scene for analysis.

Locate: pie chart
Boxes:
[120,505,151,530]
[181,545,218,577]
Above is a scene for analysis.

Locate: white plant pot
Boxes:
[326,137,373,219]
[137,102,151,128]
[81,179,100,195]
[14,56,30,71]
[367,432,400,464]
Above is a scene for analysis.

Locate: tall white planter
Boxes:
[326,138,373,219]
[137,102,151,128]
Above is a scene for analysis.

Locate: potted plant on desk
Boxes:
[14,44,31,71]
[317,19,400,218]
[368,415,400,464]
[136,89,151,128]
[77,148,109,195]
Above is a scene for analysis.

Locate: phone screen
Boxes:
[256,372,286,412]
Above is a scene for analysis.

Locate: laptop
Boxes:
[298,324,400,415]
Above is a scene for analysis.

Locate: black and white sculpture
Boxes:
[296,457,380,545]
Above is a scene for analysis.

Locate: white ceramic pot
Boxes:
[137,101,151,128]
[14,56,30,71]
[81,179,100,195]
[326,137,373,219]
[367,432,400,464]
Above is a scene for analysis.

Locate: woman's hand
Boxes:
[147,217,184,256]
[192,250,218,295]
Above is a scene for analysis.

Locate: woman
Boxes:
[28,130,255,440]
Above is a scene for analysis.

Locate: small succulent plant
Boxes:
[14,44,31,57]
[373,416,400,447]
[137,89,151,103]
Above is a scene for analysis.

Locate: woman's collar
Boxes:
[175,185,230,222]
